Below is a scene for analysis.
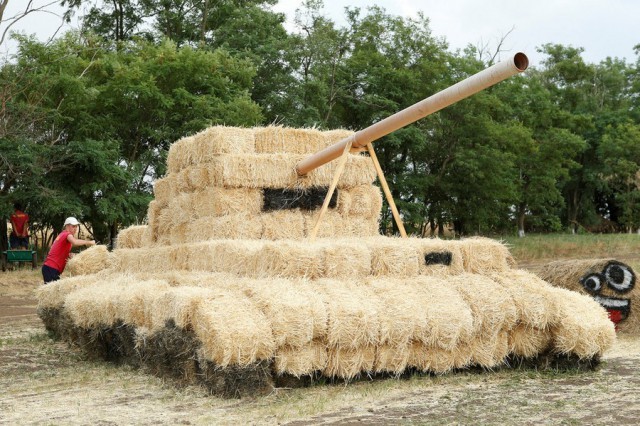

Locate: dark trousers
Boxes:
[42,265,60,284]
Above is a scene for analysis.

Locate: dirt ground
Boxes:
[1,268,640,425]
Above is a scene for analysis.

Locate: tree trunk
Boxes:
[517,203,526,238]
[0,217,7,270]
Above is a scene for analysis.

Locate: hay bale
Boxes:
[192,289,275,367]
[447,274,517,336]
[368,277,473,350]
[236,278,316,348]
[115,278,171,328]
[321,240,371,279]
[302,211,343,239]
[508,324,552,358]
[368,238,420,277]
[490,270,562,328]
[273,341,328,377]
[373,344,410,375]
[194,126,255,158]
[408,343,457,374]
[346,185,382,219]
[548,286,616,359]
[324,346,376,379]
[166,135,195,174]
[116,225,148,249]
[257,241,324,279]
[66,245,111,276]
[261,210,306,240]
[468,330,510,368]
[153,176,175,206]
[314,279,380,349]
[538,258,639,335]
[192,187,263,218]
[150,286,217,331]
[255,126,326,155]
[186,214,263,242]
[36,275,100,309]
[458,237,514,274]
[405,237,466,277]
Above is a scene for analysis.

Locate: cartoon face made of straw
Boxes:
[580,261,635,325]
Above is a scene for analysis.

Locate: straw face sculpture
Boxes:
[37,126,616,398]
[538,259,638,333]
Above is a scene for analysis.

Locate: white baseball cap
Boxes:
[64,217,80,226]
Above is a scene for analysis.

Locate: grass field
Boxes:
[1,233,639,425]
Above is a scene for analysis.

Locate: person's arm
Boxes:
[21,221,29,237]
[66,234,96,247]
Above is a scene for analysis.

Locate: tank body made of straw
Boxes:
[38,125,616,398]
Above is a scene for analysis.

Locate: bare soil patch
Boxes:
[1,267,640,425]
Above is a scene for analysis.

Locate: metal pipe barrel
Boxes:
[296,52,529,176]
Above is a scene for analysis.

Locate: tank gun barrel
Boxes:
[296,52,529,176]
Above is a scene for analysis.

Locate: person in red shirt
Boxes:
[42,217,96,284]
[9,203,29,250]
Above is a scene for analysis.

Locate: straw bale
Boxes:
[186,165,210,190]
[192,290,275,367]
[273,341,329,377]
[346,185,382,219]
[403,237,465,277]
[193,126,255,159]
[199,153,375,189]
[458,237,514,274]
[336,189,352,215]
[323,129,355,146]
[189,241,262,275]
[186,214,263,242]
[468,330,510,368]
[66,245,112,277]
[490,270,562,328]
[374,344,410,374]
[115,278,171,328]
[368,279,425,348]
[261,210,305,240]
[167,197,193,235]
[314,279,380,349]
[150,286,216,331]
[289,279,328,340]
[321,240,371,279]
[116,225,148,249]
[111,246,175,274]
[153,176,175,206]
[36,274,101,309]
[538,258,640,335]
[146,200,162,244]
[547,287,616,359]
[257,241,324,279]
[64,278,122,328]
[340,216,379,238]
[324,345,376,379]
[166,136,193,173]
[537,259,612,292]
[302,210,342,239]
[192,187,262,218]
[169,223,189,245]
[238,278,315,348]
[447,274,517,336]
[307,154,377,189]
[399,277,474,350]
[173,168,194,194]
[508,324,552,358]
[368,238,419,277]
[407,343,457,374]
[255,126,325,155]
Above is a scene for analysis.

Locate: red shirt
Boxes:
[44,231,73,273]
[10,210,29,237]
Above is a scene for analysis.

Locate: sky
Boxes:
[2,0,639,67]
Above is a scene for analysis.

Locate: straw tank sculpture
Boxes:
[36,54,616,398]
